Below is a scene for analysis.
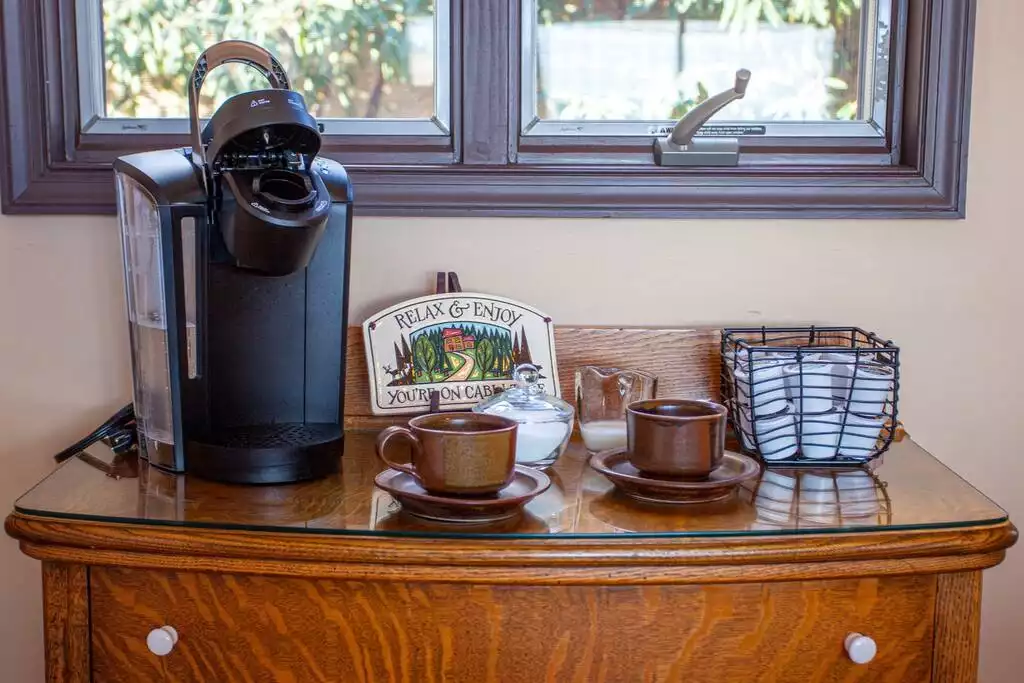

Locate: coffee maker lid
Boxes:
[201,89,321,167]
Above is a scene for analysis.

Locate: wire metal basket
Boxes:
[721,327,900,468]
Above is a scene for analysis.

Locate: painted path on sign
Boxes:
[446,352,475,382]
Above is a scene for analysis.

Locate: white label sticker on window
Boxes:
[649,124,767,137]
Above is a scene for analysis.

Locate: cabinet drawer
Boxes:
[90,567,935,683]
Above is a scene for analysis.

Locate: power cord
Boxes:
[53,404,137,464]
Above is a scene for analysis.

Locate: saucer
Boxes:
[589,449,761,504]
[373,509,552,533]
[374,466,551,523]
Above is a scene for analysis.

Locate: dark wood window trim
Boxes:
[0,0,975,218]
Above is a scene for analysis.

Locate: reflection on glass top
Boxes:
[14,432,1006,539]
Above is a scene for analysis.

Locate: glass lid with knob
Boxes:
[474,364,574,468]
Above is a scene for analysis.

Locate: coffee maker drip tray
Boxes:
[187,424,342,484]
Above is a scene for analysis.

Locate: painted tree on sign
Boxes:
[413,334,437,378]
[476,338,496,379]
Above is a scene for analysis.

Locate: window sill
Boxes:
[349,163,962,218]
[0,161,964,219]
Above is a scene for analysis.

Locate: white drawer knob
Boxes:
[844,632,877,664]
[146,626,179,656]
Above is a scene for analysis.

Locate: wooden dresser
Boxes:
[6,328,1017,683]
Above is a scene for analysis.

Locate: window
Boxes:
[81,0,450,135]
[515,0,901,166]
[0,0,977,217]
[524,0,890,134]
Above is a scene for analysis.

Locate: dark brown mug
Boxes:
[626,399,728,479]
[375,412,518,496]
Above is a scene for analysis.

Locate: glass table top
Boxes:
[14,431,1006,539]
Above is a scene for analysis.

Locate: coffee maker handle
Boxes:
[187,40,292,170]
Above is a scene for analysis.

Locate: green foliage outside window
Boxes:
[104,0,432,118]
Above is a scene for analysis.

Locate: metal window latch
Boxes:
[654,69,751,167]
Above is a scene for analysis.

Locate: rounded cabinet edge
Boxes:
[4,513,1016,586]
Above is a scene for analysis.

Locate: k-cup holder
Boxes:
[722,326,900,468]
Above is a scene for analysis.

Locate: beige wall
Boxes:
[1,3,1021,681]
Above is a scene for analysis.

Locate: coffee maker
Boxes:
[114,41,352,484]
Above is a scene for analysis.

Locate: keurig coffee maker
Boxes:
[114,41,352,484]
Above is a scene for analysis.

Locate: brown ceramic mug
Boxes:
[626,399,728,479]
[375,412,519,496]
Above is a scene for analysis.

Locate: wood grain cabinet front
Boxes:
[90,567,936,683]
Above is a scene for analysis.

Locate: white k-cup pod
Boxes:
[733,363,788,417]
[837,411,887,457]
[821,351,860,400]
[724,348,801,372]
[798,410,842,460]
[750,404,799,461]
[848,363,895,416]
[783,362,834,415]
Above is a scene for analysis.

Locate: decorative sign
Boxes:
[363,293,559,415]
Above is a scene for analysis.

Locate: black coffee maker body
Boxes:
[114,41,352,484]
